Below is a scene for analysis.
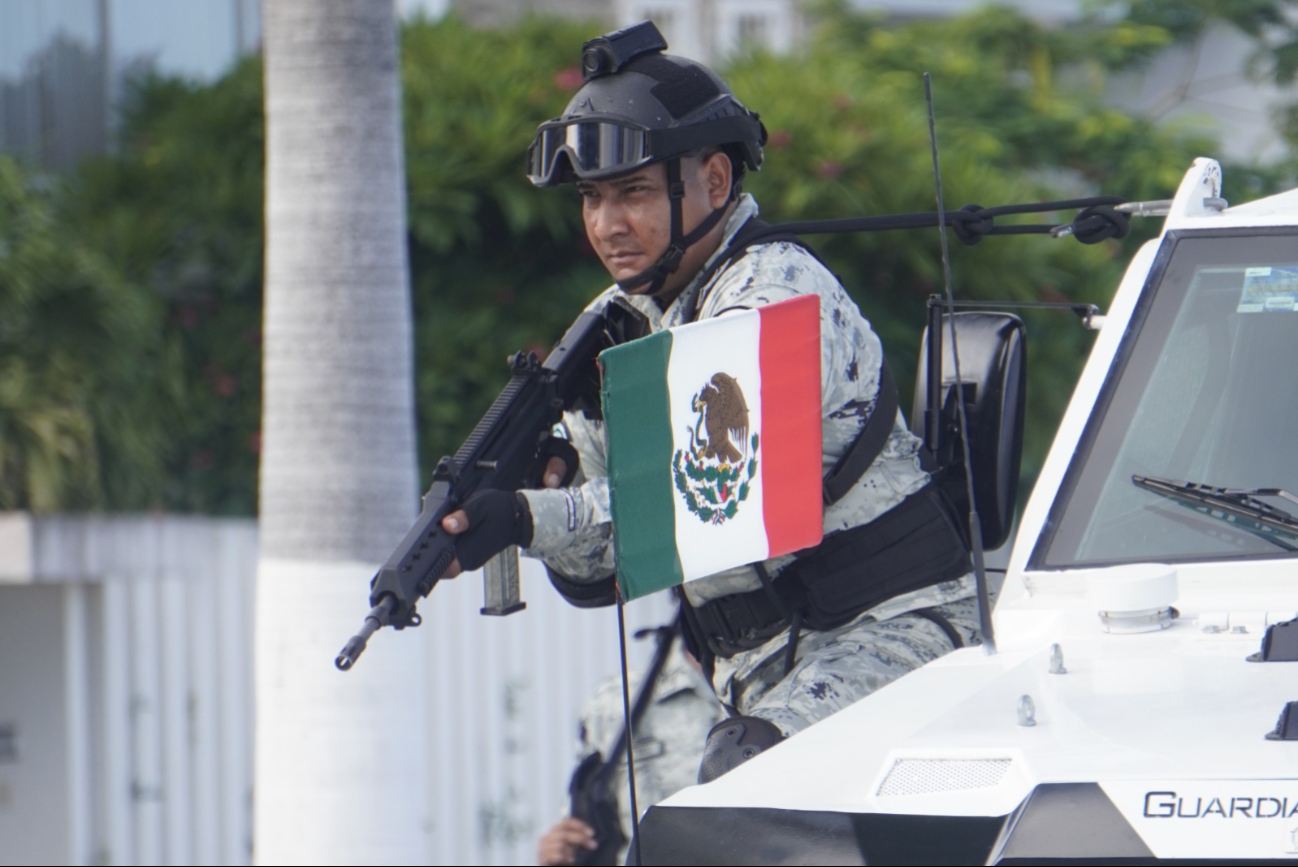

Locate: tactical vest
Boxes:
[548,218,972,665]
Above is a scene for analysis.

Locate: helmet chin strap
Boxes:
[615,157,732,297]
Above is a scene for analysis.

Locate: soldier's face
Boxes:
[576,152,733,303]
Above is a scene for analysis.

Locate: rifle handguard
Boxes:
[333,310,610,671]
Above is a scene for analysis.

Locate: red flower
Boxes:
[1039,285,1067,304]
[554,67,584,90]
[817,160,843,180]
[768,129,792,149]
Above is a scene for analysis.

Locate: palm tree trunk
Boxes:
[256,1,426,862]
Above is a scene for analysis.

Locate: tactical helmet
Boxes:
[527,23,766,188]
[527,22,768,296]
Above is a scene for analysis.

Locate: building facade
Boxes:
[449,0,1288,163]
[0,0,262,170]
[3,0,1286,171]
[0,0,451,171]
[450,0,800,64]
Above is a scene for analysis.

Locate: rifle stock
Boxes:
[335,309,608,671]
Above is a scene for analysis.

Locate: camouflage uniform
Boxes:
[571,643,725,865]
[523,194,979,735]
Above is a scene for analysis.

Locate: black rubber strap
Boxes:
[734,196,1130,247]
[822,359,898,505]
[911,606,965,649]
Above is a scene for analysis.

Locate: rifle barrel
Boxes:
[335,595,396,671]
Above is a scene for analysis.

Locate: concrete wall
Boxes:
[0,584,73,866]
[0,514,258,866]
[0,513,674,866]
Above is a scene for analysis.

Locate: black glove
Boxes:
[528,435,580,488]
[453,490,534,571]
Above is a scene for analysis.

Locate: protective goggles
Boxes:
[527,119,654,186]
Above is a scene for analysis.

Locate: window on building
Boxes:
[716,0,790,57]
[736,14,769,47]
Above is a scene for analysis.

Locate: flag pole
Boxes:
[615,585,644,863]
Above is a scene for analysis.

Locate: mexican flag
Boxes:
[599,294,824,601]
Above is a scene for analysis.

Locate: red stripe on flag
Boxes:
[758,295,824,556]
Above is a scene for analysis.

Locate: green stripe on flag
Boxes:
[599,330,685,600]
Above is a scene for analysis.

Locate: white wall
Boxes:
[0,585,73,866]
[422,560,674,865]
[0,515,259,867]
[0,514,674,866]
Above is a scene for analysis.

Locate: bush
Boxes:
[3,6,1289,514]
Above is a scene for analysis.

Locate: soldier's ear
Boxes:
[701,150,732,208]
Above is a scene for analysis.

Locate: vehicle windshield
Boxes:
[1033,230,1298,569]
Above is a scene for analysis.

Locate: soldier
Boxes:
[442,21,979,779]
[537,637,723,866]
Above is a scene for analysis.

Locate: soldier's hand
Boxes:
[532,435,579,489]
[537,817,597,866]
[440,490,534,578]
[543,455,569,488]
[440,508,469,578]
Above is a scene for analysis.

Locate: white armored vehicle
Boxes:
[639,158,1298,865]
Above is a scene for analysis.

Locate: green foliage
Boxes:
[732,1,1222,487]
[6,6,1297,514]
[0,157,167,510]
[400,16,612,470]
[71,60,266,514]
[0,60,264,513]
[1106,0,1290,42]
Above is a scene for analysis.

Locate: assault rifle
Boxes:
[335,303,641,671]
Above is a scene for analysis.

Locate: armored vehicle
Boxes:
[640,158,1298,865]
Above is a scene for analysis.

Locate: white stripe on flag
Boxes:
[665,309,770,583]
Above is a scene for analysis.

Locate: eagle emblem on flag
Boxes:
[672,372,760,525]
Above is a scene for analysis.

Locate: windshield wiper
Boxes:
[1133,475,1298,550]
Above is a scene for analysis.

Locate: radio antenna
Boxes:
[924,72,996,653]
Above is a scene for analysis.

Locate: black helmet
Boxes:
[527,22,767,296]
[527,23,766,188]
